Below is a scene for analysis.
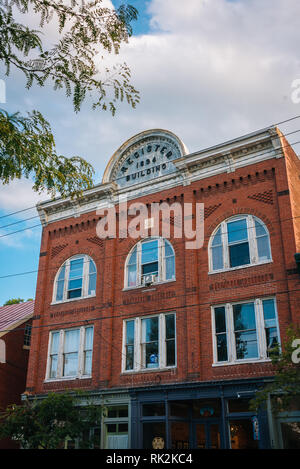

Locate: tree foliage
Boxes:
[0,0,139,197]
[0,109,95,197]
[250,323,300,413]
[0,0,139,113]
[0,392,102,449]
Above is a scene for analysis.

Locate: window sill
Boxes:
[212,358,272,367]
[121,366,177,375]
[123,279,176,292]
[208,259,273,275]
[44,375,92,383]
[51,294,96,306]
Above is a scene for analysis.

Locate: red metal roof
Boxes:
[0,301,34,335]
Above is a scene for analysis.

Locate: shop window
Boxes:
[46,326,93,379]
[281,422,300,449]
[125,238,175,288]
[229,419,259,449]
[170,402,190,418]
[143,422,166,449]
[228,398,251,413]
[192,399,221,418]
[209,215,271,272]
[143,403,165,417]
[53,255,97,303]
[123,313,176,372]
[212,298,280,365]
[104,406,129,450]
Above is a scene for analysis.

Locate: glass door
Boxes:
[194,421,222,449]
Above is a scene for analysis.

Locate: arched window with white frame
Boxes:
[53,254,97,303]
[125,238,175,288]
[209,215,272,272]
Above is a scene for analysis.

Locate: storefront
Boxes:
[130,379,271,449]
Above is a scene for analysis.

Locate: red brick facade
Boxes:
[25,127,300,402]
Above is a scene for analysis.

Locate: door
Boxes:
[194,421,222,449]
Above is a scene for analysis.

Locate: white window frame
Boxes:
[211,297,280,366]
[122,313,176,372]
[209,215,272,273]
[45,326,94,380]
[124,237,175,289]
[52,254,97,304]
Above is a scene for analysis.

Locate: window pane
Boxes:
[142,261,158,275]
[215,307,226,333]
[50,355,58,378]
[212,227,222,247]
[51,332,60,354]
[126,345,134,370]
[212,246,223,270]
[56,279,65,301]
[216,334,228,362]
[143,403,165,416]
[85,327,93,350]
[142,317,159,342]
[165,256,175,280]
[128,264,137,287]
[128,246,137,265]
[265,327,279,354]
[69,258,84,278]
[63,352,78,376]
[235,331,258,359]
[262,299,276,321]
[68,288,82,299]
[166,339,175,366]
[165,314,175,340]
[88,261,97,295]
[56,265,66,301]
[229,242,250,267]
[142,240,158,264]
[257,236,270,261]
[165,241,174,257]
[126,321,135,344]
[255,219,267,237]
[68,278,83,290]
[227,219,248,243]
[84,350,92,375]
[233,303,256,331]
[145,342,159,368]
[64,329,80,353]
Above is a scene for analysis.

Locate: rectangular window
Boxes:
[214,307,228,362]
[24,323,32,347]
[141,240,159,280]
[212,298,280,365]
[123,313,176,372]
[125,321,135,371]
[68,258,84,299]
[227,219,250,268]
[47,326,94,380]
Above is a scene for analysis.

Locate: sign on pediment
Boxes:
[102,129,188,188]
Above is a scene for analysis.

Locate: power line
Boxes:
[0,116,300,224]
[0,284,299,336]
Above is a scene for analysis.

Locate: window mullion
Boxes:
[222,222,229,269]
[248,216,257,264]
[160,314,165,368]
[78,326,85,376]
[135,318,141,371]
[159,238,164,282]
[58,330,64,378]
[256,299,266,359]
[82,256,89,297]
[226,303,234,362]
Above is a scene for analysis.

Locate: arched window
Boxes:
[209,215,271,272]
[125,238,175,288]
[53,255,97,302]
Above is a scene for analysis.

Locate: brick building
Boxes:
[25,127,300,449]
[0,301,34,449]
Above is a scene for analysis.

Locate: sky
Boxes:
[1,0,300,305]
